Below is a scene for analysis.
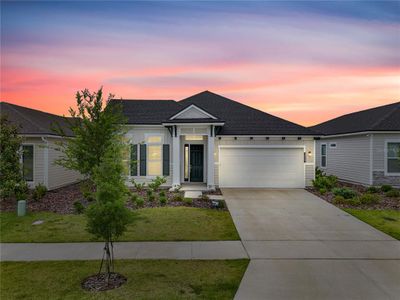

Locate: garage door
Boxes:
[219,147,305,188]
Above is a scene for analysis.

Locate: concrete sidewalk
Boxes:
[0,241,248,261]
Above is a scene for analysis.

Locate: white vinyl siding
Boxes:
[316,135,371,185]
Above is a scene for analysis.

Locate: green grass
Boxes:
[0,259,249,299]
[344,209,400,240]
[0,207,240,242]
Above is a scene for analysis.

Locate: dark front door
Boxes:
[190,145,204,182]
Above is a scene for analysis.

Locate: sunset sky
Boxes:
[1,1,399,126]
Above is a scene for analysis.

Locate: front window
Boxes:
[146,135,163,176]
[22,145,34,181]
[387,142,400,174]
[321,144,327,168]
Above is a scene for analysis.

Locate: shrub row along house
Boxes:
[1,92,399,190]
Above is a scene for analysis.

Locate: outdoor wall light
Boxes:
[250,137,253,140]
[308,151,312,156]
[282,137,286,140]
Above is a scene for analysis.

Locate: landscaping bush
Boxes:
[147,191,155,202]
[131,193,138,203]
[80,182,95,202]
[332,195,346,205]
[131,179,145,192]
[183,197,193,205]
[380,185,393,193]
[312,174,337,191]
[332,187,357,199]
[200,194,210,201]
[135,196,144,207]
[159,196,168,205]
[173,193,184,202]
[32,184,47,201]
[159,190,166,198]
[366,186,379,194]
[319,188,327,195]
[14,182,29,201]
[332,195,360,206]
[148,176,167,192]
[358,193,381,205]
[385,189,400,198]
[73,201,85,214]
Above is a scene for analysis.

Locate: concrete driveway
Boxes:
[223,189,400,300]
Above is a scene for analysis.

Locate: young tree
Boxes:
[85,137,131,282]
[54,87,125,180]
[0,115,28,199]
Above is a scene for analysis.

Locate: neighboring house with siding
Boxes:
[112,91,317,189]
[310,102,400,187]
[0,102,82,190]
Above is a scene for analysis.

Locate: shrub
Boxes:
[312,174,337,191]
[358,193,381,205]
[159,190,166,198]
[131,179,145,192]
[217,200,226,209]
[146,189,153,197]
[148,192,155,202]
[332,195,346,205]
[73,201,85,214]
[333,195,360,206]
[380,185,393,193]
[200,194,210,201]
[80,182,95,202]
[148,176,167,192]
[315,167,325,178]
[173,193,184,202]
[14,181,29,201]
[135,196,144,207]
[385,189,400,198]
[32,183,47,201]
[366,186,379,194]
[332,187,357,199]
[131,193,138,203]
[319,188,327,195]
[183,197,193,205]
[159,196,168,205]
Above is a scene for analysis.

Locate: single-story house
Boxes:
[310,102,400,187]
[113,91,317,190]
[0,102,82,190]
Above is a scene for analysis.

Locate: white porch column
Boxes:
[207,126,215,190]
[172,126,181,187]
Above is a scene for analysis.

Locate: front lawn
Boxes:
[1,259,249,299]
[0,207,240,242]
[344,209,400,240]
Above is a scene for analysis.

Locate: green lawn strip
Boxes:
[344,209,400,240]
[0,207,240,242]
[1,259,249,300]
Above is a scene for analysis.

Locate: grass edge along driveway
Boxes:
[0,207,240,242]
[1,259,249,300]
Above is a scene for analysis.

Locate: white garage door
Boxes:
[219,147,305,188]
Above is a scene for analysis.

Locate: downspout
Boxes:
[41,137,49,189]
[369,134,373,186]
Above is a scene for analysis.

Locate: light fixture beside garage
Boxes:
[250,137,253,140]
[308,151,312,156]
[265,137,269,140]
[298,137,302,140]
[282,137,286,140]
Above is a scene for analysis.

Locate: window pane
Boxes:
[387,143,400,158]
[148,161,162,176]
[148,145,161,160]
[147,136,162,143]
[388,159,400,173]
[22,145,34,181]
[321,145,326,155]
[321,156,326,167]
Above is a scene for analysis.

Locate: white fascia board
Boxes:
[162,122,225,126]
[169,104,217,120]
[319,131,400,139]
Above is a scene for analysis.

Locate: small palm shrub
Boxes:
[73,201,85,214]
[135,196,144,207]
[358,193,381,205]
[380,185,393,192]
[385,189,400,198]
[183,197,193,205]
[32,183,47,201]
[159,190,166,198]
[173,193,184,202]
[148,176,167,192]
[131,179,145,192]
[159,196,168,205]
[366,186,379,194]
[332,187,357,199]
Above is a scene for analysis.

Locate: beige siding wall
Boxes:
[214,136,315,186]
[124,125,172,186]
[47,138,82,190]
[21,137,46,188]
[316,134,371,185]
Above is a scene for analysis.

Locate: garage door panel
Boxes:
[219,148,305,188]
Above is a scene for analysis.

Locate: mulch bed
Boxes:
[203,188,223,195]
[0,183,226,214]
[81,272,127,292]
[307,181,400,210]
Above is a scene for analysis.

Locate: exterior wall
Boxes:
[124,125,173,186]
[47,138,82,190]
[315,134,371,185]
[372,133,400,186]
[21,137,46,188]
[214,136,315,187]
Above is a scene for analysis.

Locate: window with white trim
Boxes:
[387,142,400,174]
[146,135,162,176]
[22,145,34,181]
[321,144,327,168]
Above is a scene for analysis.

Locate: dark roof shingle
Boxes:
[310,102,400,135]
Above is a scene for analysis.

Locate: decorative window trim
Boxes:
[145,134,163,177]
[21,144,35,182]
[384,139,400,176]
[329,143,337,149]
[320,143,327,168]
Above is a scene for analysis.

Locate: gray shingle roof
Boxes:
[310,102,400,135]
[112,91,316,136]
[0,102,74,137]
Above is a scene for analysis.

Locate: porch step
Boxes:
[184,191,203,199]
[180,184,208,192]
[209,195,224,201]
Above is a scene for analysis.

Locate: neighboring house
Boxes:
[0,102,81,190]
[112,91,317,190]
[311,102,400,187]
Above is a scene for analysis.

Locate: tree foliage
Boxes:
[0,115,28,199]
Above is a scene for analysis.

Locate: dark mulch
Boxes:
[81,272,127,292]
[203,188,223,195]
[307,181,400,210]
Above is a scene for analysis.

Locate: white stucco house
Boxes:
[311,102,400,187]
[112,91,318,190]
[0,102,82,190]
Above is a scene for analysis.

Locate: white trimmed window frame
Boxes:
[384,139,400,176]
[320,143,327,168]
[20,144,35,183]
[145,134,164,178]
